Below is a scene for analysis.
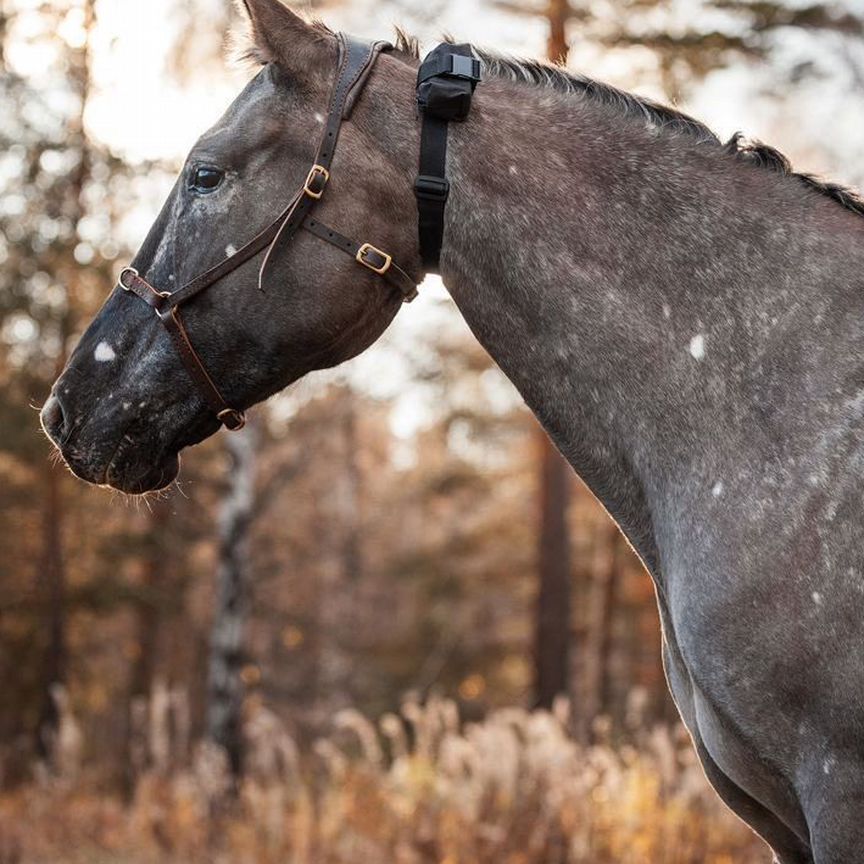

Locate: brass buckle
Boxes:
[303,164,329,199]
[118,266,138,291]
[356,243,392,275]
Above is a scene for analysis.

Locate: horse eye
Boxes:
[190,166,224,193]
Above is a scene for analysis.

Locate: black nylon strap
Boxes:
[414,43,480,274]
[416,114,450,274]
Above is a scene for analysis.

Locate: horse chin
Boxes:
[104,412,221,493]
[104,450,180,495]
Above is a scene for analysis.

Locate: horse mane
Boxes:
[391,29,864,220]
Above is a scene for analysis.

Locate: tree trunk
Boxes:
[337,398,362,586]
[206,417,258,781]
[35,456,67,764]
[579,520,619,739]
[547,0,571,64]
[34,0,96,770]
[123,498,171,795]
[313,389,361,721]
[532,1,574,712]
[533,430,572,709]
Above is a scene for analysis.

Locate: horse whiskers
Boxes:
[107,487,138,510]
[102,477,176,509]
[172,478,190,500]
[140,483,175,507]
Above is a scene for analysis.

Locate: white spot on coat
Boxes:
[688,334,705,360]
[94,341,116,362]
[225,244,237,257]
[712,481,724,497]
[662,303,671,319]
[812,591,823,605]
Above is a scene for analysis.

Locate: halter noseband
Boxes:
[118,36,417,431]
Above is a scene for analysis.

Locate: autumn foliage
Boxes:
[0,696,768,864]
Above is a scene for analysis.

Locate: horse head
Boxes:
[41,0,421,493]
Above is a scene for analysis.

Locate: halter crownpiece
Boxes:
[414,43,481,273]
[117,36,417,432]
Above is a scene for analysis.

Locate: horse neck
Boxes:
[437,77,864,575]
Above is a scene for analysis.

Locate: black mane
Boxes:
[392,30,864,220]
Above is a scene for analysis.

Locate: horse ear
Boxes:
[238,0,323,67]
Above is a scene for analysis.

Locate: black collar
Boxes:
[414,43,481,274]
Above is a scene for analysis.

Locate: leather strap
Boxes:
[303,217,418,301]
[119,268,245,429]
[343,39,390,119]
[117,35,418,431]
[165,193,298,309]
[254,35,390,292]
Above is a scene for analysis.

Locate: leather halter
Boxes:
[117,36,417,432]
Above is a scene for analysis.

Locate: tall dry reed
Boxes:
[0,694,769,864]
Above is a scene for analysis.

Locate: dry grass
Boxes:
[0,696,769,864]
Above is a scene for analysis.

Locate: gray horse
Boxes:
[40,1,864,860]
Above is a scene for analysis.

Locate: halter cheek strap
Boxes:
[118,35,417,432]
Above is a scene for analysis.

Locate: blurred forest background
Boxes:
[1,0,862,861]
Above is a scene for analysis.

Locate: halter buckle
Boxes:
[118,266,139,291]
[356,243,392,275]
[304,164,330,199]
[217,408,246,431]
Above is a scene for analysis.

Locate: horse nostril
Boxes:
[40,395,67,446]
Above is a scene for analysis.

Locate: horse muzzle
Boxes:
[41,392,180,493]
